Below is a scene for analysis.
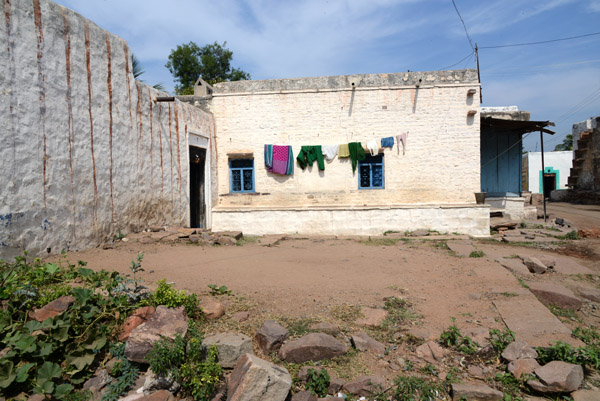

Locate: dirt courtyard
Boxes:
[58,219,600,348]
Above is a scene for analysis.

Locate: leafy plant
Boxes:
[208,284,231,296]
[536,341,600,369]
[382,297,421,330]
[439,322,480,354]
[113,253,149,303]
[494,372,528,401]
[469,250,485,258]
[392,375,444,401]
[573,326,600,346]
[489,328,515,354]
[102,343,139,401]
[419,363,437,376]
[146,322,222,401]
[305,368,330,397]
[148,279,200,318]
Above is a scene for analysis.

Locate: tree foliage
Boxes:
[165,41,250,95]
[554,134,573,151]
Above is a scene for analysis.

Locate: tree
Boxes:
[132,54,165,91]
[554,134,573,151]
[165,41,250,95]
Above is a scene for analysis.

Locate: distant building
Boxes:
[522,151,572,197]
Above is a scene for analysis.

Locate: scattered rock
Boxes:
[468,365,485,379]
[125,306,188,363]
[141,369,180,394]
[463,327,491,348]
[577,286,600,303]
[310,322,340,336]
[537,256,556,269]
[342,375,386,396]
[26,395,46,401]
[522,257,547,274]
[202,332,253,368]
[119,306,156,341]
[83,369,111,391]
[491,221,518,230]
[278,333,347,363]
[508,358,540,379]
[227,353,292,401]
[215,236,237,246]
[291,391,318,401]
[415,341,446,364]
[29,295,76,322]
[297,366,331,381]
[328,377,345,394]
[355,307,387,327]
[499,258,532,276]
[411,229,429,237]
[571,389,600,401]
[408,327,438,341]
[502,340,538,362]
[142,390,176,401]
[528,361,584,393]
[578,229,600,239]
[528,282,582,310]
[218,231,243,240]
[232,311,250,322]
[200,297,225,319]
[452,383,504,401]
[351,332,385,354]
[447,240,476,257]
[256,320,289,354]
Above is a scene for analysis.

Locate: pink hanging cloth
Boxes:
[396,132,408,155]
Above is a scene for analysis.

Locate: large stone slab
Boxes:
[577,286,600,303]
[552,258,595,275]
[350,332,385,354]
[451,383,503,401]
[125,306,188,363]
[227,353,292,401]
[528,361,584,393]
[572,390,600,401]
[355,307,387,327]
[522,257,547,274]
[447,240,475,257]
[528,282,582,310]
[508,358,540,379]
[499,258,532,276]
[415,341,446,364]
[501,340,538,362]
[119,306,155,341]
[278,333,347,363]
[203,332,253,368]
[492,296,581,347]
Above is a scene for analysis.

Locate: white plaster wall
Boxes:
[210,82,481,208]
[0,0,214,258]
[526,152,572,193]
[212,205,490,237]
[485,197,525,219]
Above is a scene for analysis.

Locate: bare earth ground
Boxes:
[50,201,600,385]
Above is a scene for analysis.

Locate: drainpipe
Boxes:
[540,128,547,222]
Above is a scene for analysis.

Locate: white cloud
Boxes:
[588,0,600,11]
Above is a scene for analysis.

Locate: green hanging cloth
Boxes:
[348,142,366,173]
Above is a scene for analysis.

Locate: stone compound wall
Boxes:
[572,116,600,191]
[208,71,487,235]
[0,0,214,258]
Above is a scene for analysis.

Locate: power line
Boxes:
[437,51,474,70]
[480,31,600,49]
[451,0,474,51]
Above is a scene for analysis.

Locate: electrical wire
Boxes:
[451,0,474,51]
[554,87,600,124]
[480,31,600,49]
[437,51,474,70]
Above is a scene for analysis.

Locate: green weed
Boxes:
[305,368,330,397]
[469,250,485,258]
[145,279,200,318]
[358,237,401,246]
[548,305,582,323]
[439,322,480,354]
[489,328,516,354]
[391,375,444,401]
[330,304,363,323]
[208,284,232,296]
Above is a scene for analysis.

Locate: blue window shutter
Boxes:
[229,159,255,193]
[358,154,384,189]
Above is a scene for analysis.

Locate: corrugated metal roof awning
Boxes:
[481,117,555,135]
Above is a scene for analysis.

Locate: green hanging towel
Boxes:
[348,142,366,173]
[297,146,325,171]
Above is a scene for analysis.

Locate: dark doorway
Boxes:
[543,173,556,199]
[189,146,206,228]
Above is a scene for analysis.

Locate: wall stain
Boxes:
[158,107,164,195]
[148,87,154,190]
[3,0,18,216]
[105,33,115,224]
[174,104,182,198]
[33,0,48,208]
[168,105,174,210]
[62,8,76,242]
[123,41,132,126]
[84,21,98,221]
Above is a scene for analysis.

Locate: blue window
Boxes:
[229,159,254,193]
[358,154,384,189]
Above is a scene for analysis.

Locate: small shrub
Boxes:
[469,250,485,258]
[208,284,231,296]
[102,343,139,401]
[489,328,515,354]
[573,326,600,346]
[305,368,330,397]
[392,375,444,401]
[439,323,479,354]
[148,279,200,318]
[536,341,600,369]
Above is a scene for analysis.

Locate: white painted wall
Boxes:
[0,0,214,258]
[525,151,572,193]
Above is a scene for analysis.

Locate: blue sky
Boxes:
[55,0,600,151]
